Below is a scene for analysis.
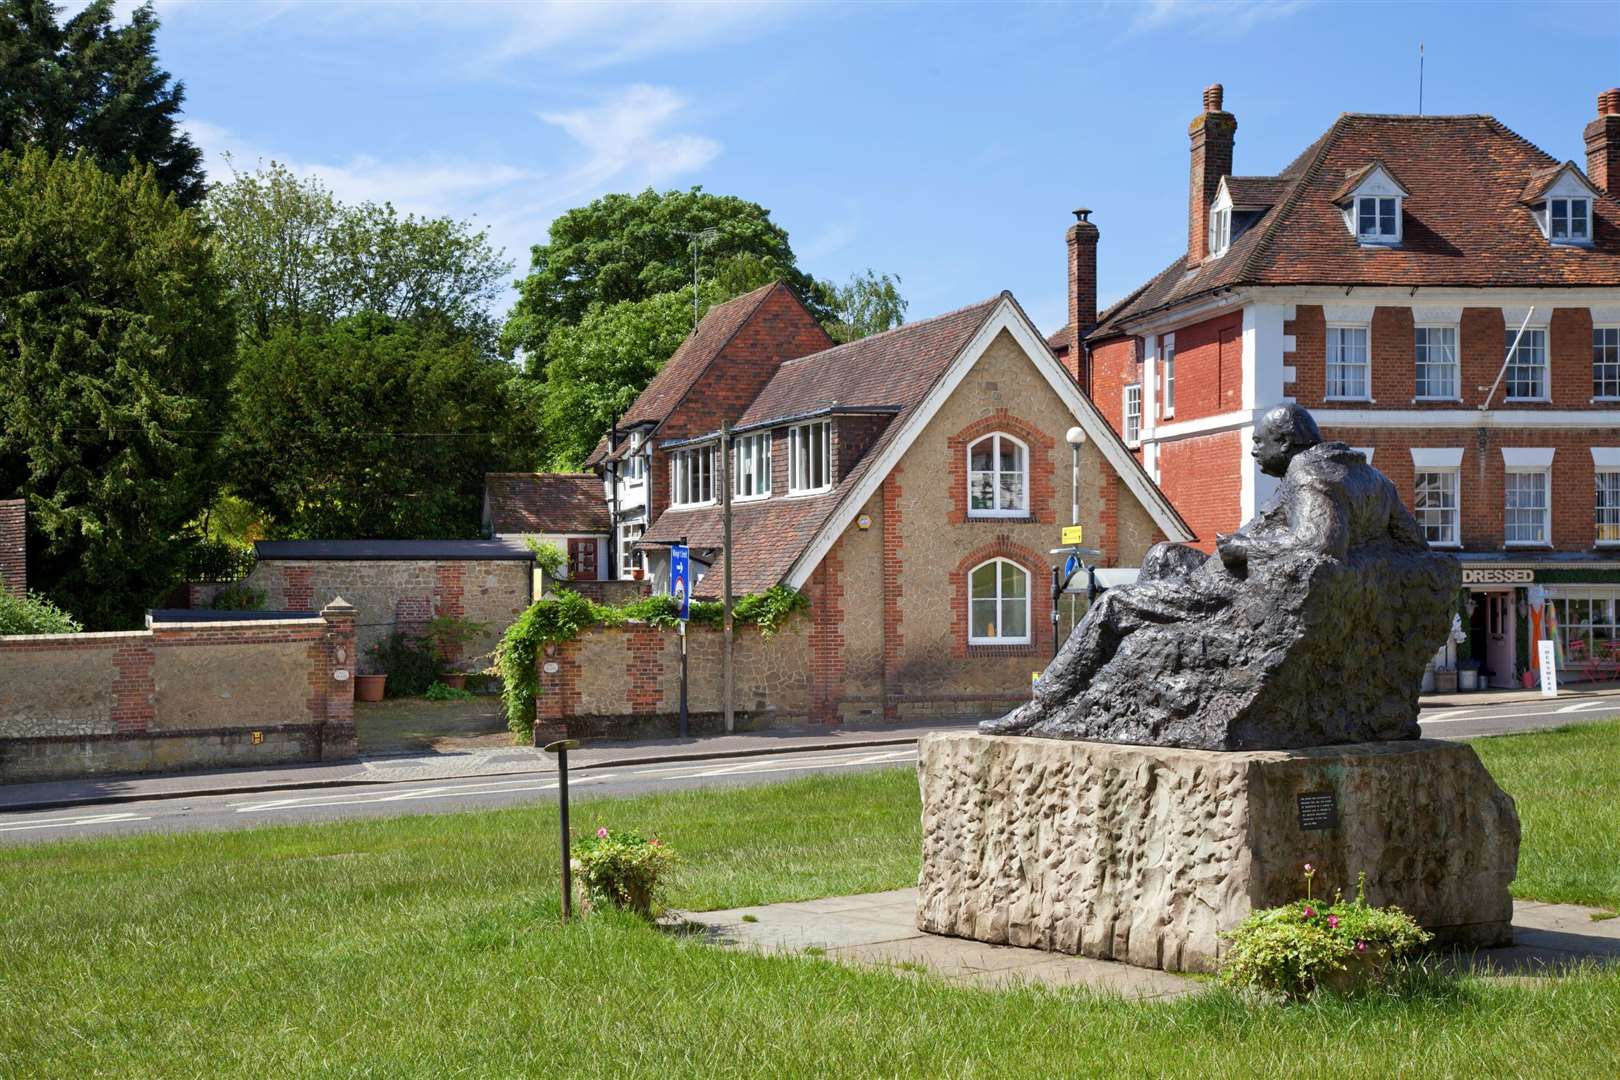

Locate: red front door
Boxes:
[568,538,597,580]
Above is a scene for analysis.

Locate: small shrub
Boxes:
[424,681,476,702]
[0,591,83,635]
[1221,866,1432,999]
[526,539,567,581]
[571,827,676,917]
[424,614,486,670]
[366,632,438,697]
[209,583,266,611]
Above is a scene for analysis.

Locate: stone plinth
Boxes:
[916,732,1520,973]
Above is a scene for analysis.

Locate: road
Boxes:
[0,695,1613,846]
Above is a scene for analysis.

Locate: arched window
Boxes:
[968,558,1030,645]
[967,433,1028,517]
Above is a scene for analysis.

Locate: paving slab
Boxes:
[682,888,1620,999]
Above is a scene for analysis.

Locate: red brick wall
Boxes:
[0,499,24,598]
[833,414,892,483]
[881,467,904,721]
[1087,335,1141,439]
[1324,426,1611,550]
[944,410,1057,526]
[1169,312,1243,421]
[806,540,846,723]
[1156,429,1244,551]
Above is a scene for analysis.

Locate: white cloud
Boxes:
[1111,0,1311,36]
[538,85,722,200]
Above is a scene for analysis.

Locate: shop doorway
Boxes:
[1482,590,1517,688]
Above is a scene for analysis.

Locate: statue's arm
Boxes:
[1284,486,1351,561]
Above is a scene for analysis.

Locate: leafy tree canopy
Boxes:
[502,187,830,374]
[204,160,512,342]
[0,148,235,628]
[824,269,907,344]
[0,0,205,206]
[226,313,528,540]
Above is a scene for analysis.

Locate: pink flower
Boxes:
[596,827,609,839]
[650,838,662,847]
[1303,863,1314,874]
[1327,915,1339,929]
[1356,941,1368,953]
[1303,906,1315,918]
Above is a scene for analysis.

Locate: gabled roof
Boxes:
[621,281,782,428]
[484,473,609,535]
[1519,161,1602,204]
[1325,159,1410,203]
[643,294,1193,596]
[1222,176,1292,208]
[1091,113,1620,339]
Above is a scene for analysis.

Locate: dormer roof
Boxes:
[1519,161,1603,204]
[1327,159,1411,204]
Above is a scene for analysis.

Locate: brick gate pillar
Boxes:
[319,597,358,759]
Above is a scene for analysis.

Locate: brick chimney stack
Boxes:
[1585,88,1620,197]
[1066,206,1099,342]
[1188,83,1236,263]
[0,498,25,598]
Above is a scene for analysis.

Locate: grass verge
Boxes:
[1,727,1618,1076]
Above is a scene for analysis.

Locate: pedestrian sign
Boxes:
[1063,554,1080,578]
[670,544,691,622]
[1061,525,1084,546]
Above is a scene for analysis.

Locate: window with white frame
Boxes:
[1356,196,1398,242]
[1208,207,1231,258]
[732,432,771,499]
[1504,470,1550,545]
[1548,197,1591,243]
[1414,326,1458,399]
[623,433,645,483]
[788,421,830,494]
[669,444,715,507]
[1326,325,1369,399]
[1595,328,1620,399]
[1161,334,1176,416]
[1504,328,1548,400]
[1414,470,1459,546]
[1546,591,1620,665]
[1122,384,1142,443]
[618,521,645,576]
[968,558,1029,645]
[968,433,1028,516]
[1598,471,1620,545]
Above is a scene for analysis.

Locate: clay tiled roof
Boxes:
[484,473,609,535]
[1091,114,1620,339]
[1225,175,1293,207]
[643,296,1004,596]
[621,282,781,428]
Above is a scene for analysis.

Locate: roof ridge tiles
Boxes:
[773,293,1003,369]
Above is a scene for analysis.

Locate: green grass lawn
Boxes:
[2,726,1619,1077]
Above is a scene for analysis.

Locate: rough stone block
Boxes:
[916,732,1520,973]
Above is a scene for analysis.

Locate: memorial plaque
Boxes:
[1297,790,1338,831]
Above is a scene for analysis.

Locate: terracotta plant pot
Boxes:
[355,674,387,702]
[441,674,467,691]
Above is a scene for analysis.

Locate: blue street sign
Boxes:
[670,544,691,622]
[1063,554,1080,579]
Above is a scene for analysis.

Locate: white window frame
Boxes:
[1161,334,1176,417]
[1413,468,1460,548]
[1504,327,1549,402]
[732,431,772,501]
[618,521,645,576]
[1598,469,1620,548]
[1122,384,1142,444]
[1208,207,1231,258]
[967,557,1031,646]
[1594,326,1620,401]
[967,432,1029,518]
[787,421,831,496]
[623,432,646,484]
[1504,468,1551,547]
[1355,195,1400,244]
[1548,197,1592,244]
[1413,324,1459,401]
[669,444,716,508]
[1325,324,1370,401]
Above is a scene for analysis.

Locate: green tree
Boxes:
[204,161,511,341]
[0,1,205,206]
[226,313,523,540]
[502,187,831,374]
[0,148,234,628]
[823,269,907,344]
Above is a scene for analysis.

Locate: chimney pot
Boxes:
[1188,84,1236,262]
[1203,83,1224,112]
[1586,88,1620,196]
[1074,208,1091,222]
[1601,88,1620,116]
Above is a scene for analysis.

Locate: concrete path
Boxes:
[682,889,1620,998]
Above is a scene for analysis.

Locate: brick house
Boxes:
[482,472,611,582]
[1052,84,1620,687]
[587,281,1191,722]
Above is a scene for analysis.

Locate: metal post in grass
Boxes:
[543,738,581,921]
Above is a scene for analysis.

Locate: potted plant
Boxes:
[571,827,676,918]
[1458,658,1480,691]
[354,671,387,702]
[425,615,485,691]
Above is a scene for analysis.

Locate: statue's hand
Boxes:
[1215,532,1249,574]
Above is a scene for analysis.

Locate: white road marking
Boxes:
[1421,704,1620,725]
[658,749,916,781]
[0,812,149,833]
[1556,699,1620,713]
[232,773,621,814]
[1418,709,1477,723]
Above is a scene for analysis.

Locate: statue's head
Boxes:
[1252,404,1323,477]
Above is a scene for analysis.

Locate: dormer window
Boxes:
[1356,197,1398,242]
[1208,206,1231,258]
[1549,197,1590,243]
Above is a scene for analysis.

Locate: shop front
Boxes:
[1459,558,1620,688]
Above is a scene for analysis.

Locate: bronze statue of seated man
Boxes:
[983,403,1459,751]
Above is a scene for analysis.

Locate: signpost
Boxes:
[1050,532,1103,657]
[671,542,691,737]
[542,738,582,921]
[1538,639,1558,698]
[1061,525,1084,547]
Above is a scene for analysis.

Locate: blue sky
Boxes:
[133,0,1620,332]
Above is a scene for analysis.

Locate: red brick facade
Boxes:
[0,498,24,598]
[111,638,156,733]
[1155,430,1244,552]
[806,541,846,724]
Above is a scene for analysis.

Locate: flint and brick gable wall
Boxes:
[1,603,357,783]
[0,499,24,598]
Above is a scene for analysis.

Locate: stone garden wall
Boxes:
[534,617,810,739]
[0,602,357,783]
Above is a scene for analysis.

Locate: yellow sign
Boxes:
[1061,525,1084,546]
